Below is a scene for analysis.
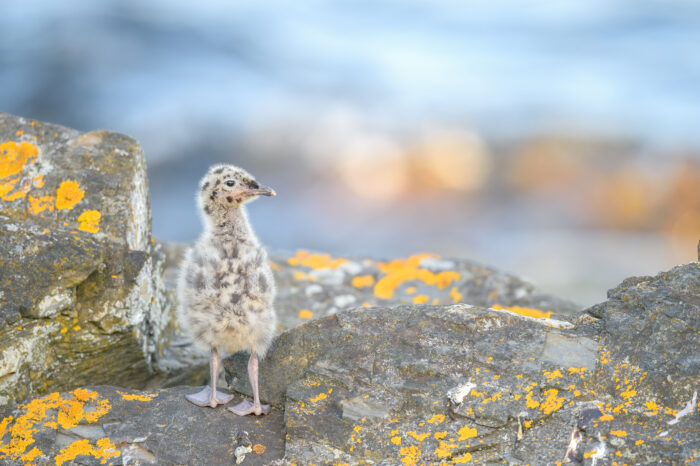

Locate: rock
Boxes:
[158,245,581,382]
[223,262,696,464]
[0,386,284,465]
[0,113,167,405]
[5,263,697,464]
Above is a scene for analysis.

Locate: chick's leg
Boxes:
[186,347,234,407]
[228,350,270,416]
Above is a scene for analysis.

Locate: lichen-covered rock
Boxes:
[0,386,284,465]
[0,113,167,405]
[221,262,698,464]
[158,245,581,381]
[6,262,698,464]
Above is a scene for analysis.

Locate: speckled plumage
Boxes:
[177,164,277,358]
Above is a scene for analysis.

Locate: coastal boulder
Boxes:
[0,113,167,405]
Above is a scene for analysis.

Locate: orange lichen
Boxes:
[352,274,375,288]
[427,414,445,424]
[0,177,19,198]
[309,392,327,402]
[609,430,627,437]
[584,449,598,459]
[599,413,614,421]
[391,436,402,445]
[525,391,540,409]
[405,286,416,294]
[288,250,348,269]
[298,309,313,319]
[78,209,101,233]
[412,294,429,304]
[540,389,565,415]
[253,443,266,454]
[0,141,38,180]
[435,440,458,458]
[373,254,461,299]
[458,425,477,441]
[0,389,112,462]
[2,189,25,201]
[28,194,55,214]
[544,369,563,382]
[32,174,44,188]
[116,391,157,402]
[449,286,462,303]
[54,438,120,466]
[453,453,473,463]
[399,445,420,466]
[406,431,430,442]
[55,180,84,210]
[491,304,552,319]
[434,431,447,439]
[644,400,661,416]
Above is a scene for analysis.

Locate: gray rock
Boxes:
[158,244,582,383]
[3,263,697,464]
[0,386,284,465]
[0,113,167,406]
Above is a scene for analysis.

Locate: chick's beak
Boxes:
[247,184,276,197]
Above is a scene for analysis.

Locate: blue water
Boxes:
[2,0,700,149]
[1,0,698,305]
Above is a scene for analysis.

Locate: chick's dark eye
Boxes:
[225,180,235,187]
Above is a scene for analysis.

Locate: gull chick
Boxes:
[177,164,277,416]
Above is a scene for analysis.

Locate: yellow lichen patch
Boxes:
[352,275,375,288]
[482,391,503,404]
[405,286,416,294]
[540,389,565,415]
[599,413,614,421]
[28,194,55,214]
[457,425,477,441]
[399,445,420,466]
[434,431,447,439]
[309,392,328,403]
[54,438,120,466]
[453,452,473,463]
[406,431,430,442]
[435,440,458,458]
[288,250,348,269]
[644,400,661,416]
[583,449,598,459]
[391,436,402,445]
[292,270,315,281]
[620,386,636,400]
[116,391,157,402]
[491,304,552,319]
[55,180,85,210]
[0,177,19,198]
[78,209,101,233]
[635,439,644,445]
[372,254,461,299]
[544,369,563,382]
[268,260,281,271]
[0,390,111,462]
[525,391,540,409]
[32,174,44,188]
[412,294,429,304]
[20,446,42,462]
[253,443,266,454]
[427,414,445,424]
[609,430,627,437]
[298,309,313,319]
[449,286,462,303]
[0,141,38,179]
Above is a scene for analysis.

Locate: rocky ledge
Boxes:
[1,261,697,465]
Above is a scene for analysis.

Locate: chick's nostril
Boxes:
[248,180,259,189]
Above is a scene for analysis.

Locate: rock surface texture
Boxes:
[2,262,696,464]
[0,113,167,405]
[1,114,697,464]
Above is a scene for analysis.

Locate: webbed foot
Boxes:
[227,399,271,416]
[185,386,234,408]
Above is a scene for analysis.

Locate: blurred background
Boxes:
[2,0,699,306]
